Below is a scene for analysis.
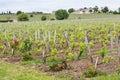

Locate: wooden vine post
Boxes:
[48,31,51,42]
[42,50,46,64]
[63,31,70,47]
[110,30,113,55]
[54,30,56,43]
[84,31,91,54]
[37,29,40,39]
[84,30,93,63]
[95,57,99,70]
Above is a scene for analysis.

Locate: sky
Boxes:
[0,0,120,13]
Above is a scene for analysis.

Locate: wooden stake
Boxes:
[84,31,91,54]
[95,57,99,70]
[110,30,113,55]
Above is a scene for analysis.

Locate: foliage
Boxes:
[50,18,55,20]
[83,65,107,78]
[17,13,29,21]
[117,66,120,75]
[93,6,99,13]
[67,53,77,60]
[19,39,33,52]
[22,53,34,61]
[16,11,23,15]
[99,47,106,58]
[55,9,69,20]
[78,43,86,59]
[49,63,64,71]
[113,11,119,14]
[11,39,19,49]
[41,16,47,21]
[30,14,33,17]
[101,6,109,13]
[0,20,13,22]
[49,56,67,71]
[50,48,58,56]
[102,56,115,64]
[68,8,75,13]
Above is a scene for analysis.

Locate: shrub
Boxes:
[16,11,23,15]
[50,18,55,21]
[68,8,75,13]
[49,56,67,71]
[102,56,115,64]
[41,16,47,21]
[99,47,106,58]
[67,53,77,61]
[55,9,69,20]
[30,14,33,17]
[22,53,34,61]
[17,13,29,21]
[0,20,13,22]
[50,63,64,71]
[83,65,107,78]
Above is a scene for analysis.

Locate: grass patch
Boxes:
[91,74,120,80]
[0,61,60,80]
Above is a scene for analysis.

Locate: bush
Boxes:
[50,18,55,21]
[49,56,67,71]
[55,9,69,20]
[68,8,75,13]
[0,20,13,22]
[83,66,107,78]
[17,13,29,21]
[30,14,33,17]
[67,53,77,61]
[102,56,115,64]
[16,11,23,15]
[22,54,34,61]
[41,16,47,21]
[99,47,106,58]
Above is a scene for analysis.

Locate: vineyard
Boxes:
[0,18,120,80]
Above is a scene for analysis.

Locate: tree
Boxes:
[41,16,47,21]
[118,8,120,14]
[68,8,75,13]
[93,6,99,13]
[16,11,23,15]
[101,6,109,13]
[17,13,29,21]
[113,10,118,14]
[89,9,93,13]
[9,11,11,14]
[55,9,69,20]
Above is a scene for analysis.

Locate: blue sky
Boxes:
[0,0,120,13]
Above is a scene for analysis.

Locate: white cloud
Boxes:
[0,0,120,13]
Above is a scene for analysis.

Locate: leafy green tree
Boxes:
[113,10,118,14]
[55,9,69,20]
[118,8,120,14]
[68,8,75,13]
[16,11,23,15]
[93,6,99,13]
[89,9,93,13]
[101,6,109,13]
[17,13,29,21]
[41,16,47,21]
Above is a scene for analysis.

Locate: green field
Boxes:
[0,13,120,21]
[0,61,61,80]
